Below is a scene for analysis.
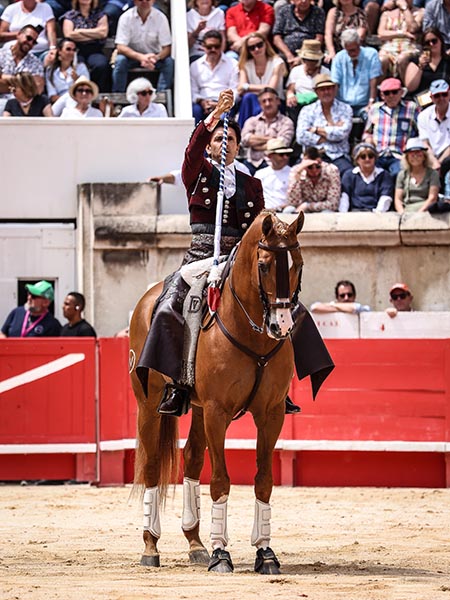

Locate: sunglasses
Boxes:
[25,34,38,45]
[338,292,355,300]
[432,91,448,99]
[204,44,221,50]
[76,87,93,94]
[391,292,408,300]
[137,90,153,96]
[383,89,401,96]
[358,152,375,159]
[247,41,265,52]
[424,37,439,46]
[306,163,321,170]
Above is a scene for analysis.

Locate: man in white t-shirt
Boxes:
[255,137,293,211]
[112,0,173,93]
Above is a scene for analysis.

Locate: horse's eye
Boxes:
[258,260,269,274]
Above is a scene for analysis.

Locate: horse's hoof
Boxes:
[207,548,234,573]
[254,547,281,575]
[140,554,160,567]
[189,548,210,565]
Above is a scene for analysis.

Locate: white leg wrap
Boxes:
[182,477,201,532]
[143,486,161,539]
[251,499,271,549]
[210,496,229,550]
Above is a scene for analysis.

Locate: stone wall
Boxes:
[79,183,450,336]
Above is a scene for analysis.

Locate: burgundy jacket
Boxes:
[181,121,264,236]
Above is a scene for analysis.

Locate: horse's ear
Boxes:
[262,213,273,237]
[295,211,305,235]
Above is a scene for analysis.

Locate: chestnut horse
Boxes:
[129,210,305,574]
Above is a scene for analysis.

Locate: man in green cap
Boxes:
[0,280,61,338]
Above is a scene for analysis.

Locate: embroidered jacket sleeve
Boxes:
[181,121,211,193]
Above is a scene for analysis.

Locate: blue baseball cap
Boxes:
[430,79,449,95]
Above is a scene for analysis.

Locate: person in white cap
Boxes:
[394,138,439,213]
[385,283,413,318]
[254,137,293,211]
[417,79,450,188]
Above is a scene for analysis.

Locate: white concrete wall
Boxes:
[0,118,193,219]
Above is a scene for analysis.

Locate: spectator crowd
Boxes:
[1,0,450,211]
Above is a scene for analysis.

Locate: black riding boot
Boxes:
[285,395,301,414]
[158,383,191,417]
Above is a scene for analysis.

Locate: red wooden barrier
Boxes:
[1,338,449,487]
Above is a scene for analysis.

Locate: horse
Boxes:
[129,210,305,574]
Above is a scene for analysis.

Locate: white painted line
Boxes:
[0,353,86,394]
[0,443,96,454]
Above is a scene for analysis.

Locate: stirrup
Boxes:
[158,383,190,417]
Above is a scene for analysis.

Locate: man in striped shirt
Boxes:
[363,77,420,176]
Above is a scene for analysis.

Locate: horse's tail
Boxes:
[132,413,180,504]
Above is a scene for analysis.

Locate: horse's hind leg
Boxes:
[251,402,285,575]
[182,405,210,564]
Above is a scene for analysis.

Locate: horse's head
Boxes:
[257,210,304,340]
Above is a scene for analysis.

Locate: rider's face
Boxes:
[207,127,239,166]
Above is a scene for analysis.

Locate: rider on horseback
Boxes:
[136,90,330,416]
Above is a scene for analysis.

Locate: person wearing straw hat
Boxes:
[60,75,102,118]
[0,281,61,338]
[296,73,353,176]
[254,137,293,211]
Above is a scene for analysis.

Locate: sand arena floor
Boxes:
[1,484,449,600]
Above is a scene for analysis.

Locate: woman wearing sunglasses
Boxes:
[339,142,394,212]
[60,74,102,117]
[3,72,52,116]
[394,138,439,213]
[404,28,450,96]
[118,77,168,118]
[237,32,286,127]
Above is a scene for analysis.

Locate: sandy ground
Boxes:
[0,484,449,600]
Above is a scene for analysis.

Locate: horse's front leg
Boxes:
[182,404,210,564]
[202,405,234,573]
[252,399,285,575]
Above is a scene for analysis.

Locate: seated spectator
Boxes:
[45,38,90,113]
[186,0,225,63]
[225,0,274,58]
[363,77,419,176]
[417,79,450,183]
[61,292,97,336]
[287,146,341,212]
[0,25,44,113]
[0,0,57,58]
[324,0,368,65]
[394,138,439,213]
[310,279,371,314]
[3,72,52,116]
[339,142,394,212]
[240,86,294,174]
[118,77,168,118]
[62,0,110,92]
[112,0,174,94]
[422,0,450,52]
[331,29,382,117]
[385,282,413,318]
[46,0,126,33]
[363,0,383,36]
[0,281,61,338]
[404,29,450,99]
[254,137,293,211]
[377,0,421,80]
[285,39,330,122]
[190,30,238,123]
[237,32,286,127]
[273,0,325,68]
[296,74,353,176]
[60,75,103,117]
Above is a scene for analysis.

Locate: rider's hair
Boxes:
[213,119,241,145]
